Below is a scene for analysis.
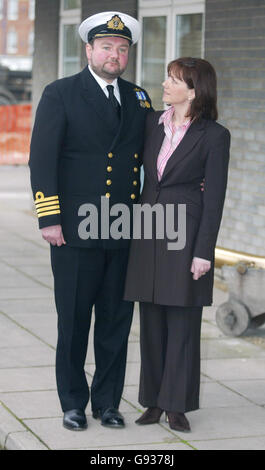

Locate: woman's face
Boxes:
[162,72,195,106]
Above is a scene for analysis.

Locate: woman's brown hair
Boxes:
[167,57,218,121]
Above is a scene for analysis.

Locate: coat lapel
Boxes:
[160,118,206,180]
[80,68,138,149]
[80,67,119,134]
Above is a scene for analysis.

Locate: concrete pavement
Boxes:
[0,165,265,450]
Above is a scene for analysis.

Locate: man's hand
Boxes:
[190,256,211,280]
[41,224,66,246]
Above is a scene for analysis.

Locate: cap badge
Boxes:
[107,15,125,31]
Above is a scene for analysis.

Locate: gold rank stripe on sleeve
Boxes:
[37,211,61,218]
[34,191,61,218]
[37,205,60,214]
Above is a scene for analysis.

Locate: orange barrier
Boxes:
[0,104,32,165]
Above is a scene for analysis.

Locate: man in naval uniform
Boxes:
[29,11,152,431]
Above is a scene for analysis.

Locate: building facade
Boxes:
[32,0,265,257]
[0,0,34,103]
[0,0,35,71]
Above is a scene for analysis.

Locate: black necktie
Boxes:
[106,85,120,120]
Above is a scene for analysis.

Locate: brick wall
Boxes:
[205,0,265,256]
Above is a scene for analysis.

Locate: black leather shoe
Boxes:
[63,409,87,431]
[93,408,125,428]
[166,412,191,433]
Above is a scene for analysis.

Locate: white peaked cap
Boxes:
[78,11,141,45]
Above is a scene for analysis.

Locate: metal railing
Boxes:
[215,247,265,269]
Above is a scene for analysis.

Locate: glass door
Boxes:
[61,23,81,77]
[175,13,203,58]
[59,0,81,78]
[138,1,205,109]
[141,16,167,110]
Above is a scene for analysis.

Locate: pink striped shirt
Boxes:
[157,106,191,181]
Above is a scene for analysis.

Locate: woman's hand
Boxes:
[190,257,211,280]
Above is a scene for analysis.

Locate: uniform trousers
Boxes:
[139,302,202,413]
[50,245,133,413]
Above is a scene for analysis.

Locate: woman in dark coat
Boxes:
[124,57,230,432]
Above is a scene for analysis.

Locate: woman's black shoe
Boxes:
[166,412,191,432]
[135,407,164,425]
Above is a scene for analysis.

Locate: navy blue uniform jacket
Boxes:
[29,66,152,248]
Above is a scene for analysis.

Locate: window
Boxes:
[7,29,18,53]
[59,0,81,77]
[138,1,205,109]
[29,0,35,21]
[63,0,81,9]
[8,0,19,20]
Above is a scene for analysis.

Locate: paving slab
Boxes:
[0,313,48,348]
[0,273,46,289]
[2,313,58,347]
[201,337,265,360]
[35,277,54,289]
[201,358,265,381]
[0,390,63,419]
[222,380,265,406]
[194,436,265,450]
[0,286,53,300]
[24,413,179,450]
[169,406,265,442]
[80,442,192,450]
[199,382,253,408]
[14,266,52,277]
[0,366,57,393]
[1,255,50,267]
[0,403,26,448]
[0,298,57,316]
[200,321,226,339]
[0,346,55,368]
[5,431,49,450]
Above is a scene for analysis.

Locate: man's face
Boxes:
[86,37,130,82]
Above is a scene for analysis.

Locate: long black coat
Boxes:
[29,67,152,248]
[124,111,231,306]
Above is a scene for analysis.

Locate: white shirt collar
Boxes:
[88,65,120,103]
